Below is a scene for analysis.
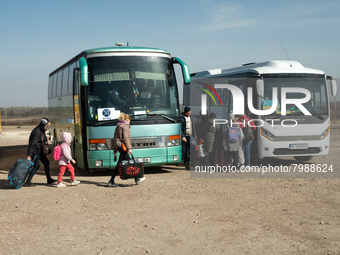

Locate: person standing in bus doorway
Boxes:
[108,113,145,187]
[181,107,197,170]
[237,114,256,167]
[25,117,57,187]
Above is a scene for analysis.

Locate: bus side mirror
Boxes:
[327,76,338,97]
[331,79,338,97]
[256,77,264,97]
[79,57,88,86]
[173,57,190,85]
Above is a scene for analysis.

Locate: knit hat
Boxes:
[40,117,50,128]
[184,106,191,113]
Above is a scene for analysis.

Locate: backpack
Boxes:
[243,122,254,141]
[52,144,63,161]
[227,126,239,143]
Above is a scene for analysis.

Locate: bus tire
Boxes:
[293,156,313,161]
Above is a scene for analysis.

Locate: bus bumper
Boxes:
[86,146,182,171]
[258,136,330,159]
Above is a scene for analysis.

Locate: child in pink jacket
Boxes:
[57,132,80,187]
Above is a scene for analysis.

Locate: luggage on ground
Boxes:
[8,159,35,189]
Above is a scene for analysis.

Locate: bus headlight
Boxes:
[89,144,97,151]
[261,128,275,141]
[320,127,329,139]
[97,143,107,150]
[167,135,181,146]
[89,139,109,150]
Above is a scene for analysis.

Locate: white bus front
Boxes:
[258,73,331,160]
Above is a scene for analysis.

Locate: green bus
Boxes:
[48,46,190,171]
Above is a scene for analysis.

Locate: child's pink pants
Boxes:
[58,163,75,183]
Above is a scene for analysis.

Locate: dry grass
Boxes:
[1,117,42,126]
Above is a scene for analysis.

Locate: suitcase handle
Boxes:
[27,156,36,164]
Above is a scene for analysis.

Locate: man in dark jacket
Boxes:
[25,117,57,187]
[180,107,196,169]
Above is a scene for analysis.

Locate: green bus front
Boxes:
[75,47,190,171]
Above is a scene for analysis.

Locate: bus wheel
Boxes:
[293,156,313,161]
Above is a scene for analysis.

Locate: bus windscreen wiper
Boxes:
[94,119,119,126]
[310,112,324,121]
[130,118,147,121]
[160,114,177,123]
[146,113,177,123]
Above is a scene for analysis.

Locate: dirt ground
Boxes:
[0,124,340,255]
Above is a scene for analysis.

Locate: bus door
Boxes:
[73,68,85,169]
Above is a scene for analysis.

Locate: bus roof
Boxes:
[191,60,325,79]
[82,46,170,55]
[50,46,171,76]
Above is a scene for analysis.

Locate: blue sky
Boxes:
[1,0,339,107]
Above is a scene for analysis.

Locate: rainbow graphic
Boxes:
[196,82,222,106]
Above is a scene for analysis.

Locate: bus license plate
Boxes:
[289,143,308,149]
[135,157,151,163]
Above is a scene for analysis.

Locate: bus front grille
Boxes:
[273,147,321,155]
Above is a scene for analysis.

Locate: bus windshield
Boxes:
[262,74,328,119]
[86,54,179,124]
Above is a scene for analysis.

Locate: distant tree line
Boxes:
[0,107,48,119]
[0,104,338,121]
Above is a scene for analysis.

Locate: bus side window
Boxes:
[53,74,57,98]
[73,69,79,96]
[57,70,63,97]
[62,67,69,96]
[48,76,53,99]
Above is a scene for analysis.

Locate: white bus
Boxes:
[186,60,338,161]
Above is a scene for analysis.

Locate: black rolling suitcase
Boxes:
[8,159,35,189]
